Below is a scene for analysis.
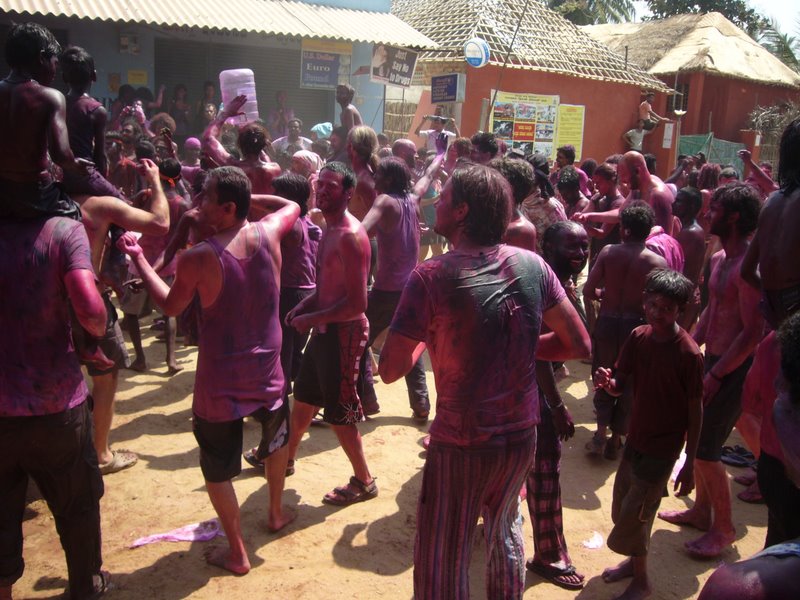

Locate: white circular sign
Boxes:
[464,37,490,68]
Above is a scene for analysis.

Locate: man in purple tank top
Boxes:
[117,166,300,575]
[360,154,444,420]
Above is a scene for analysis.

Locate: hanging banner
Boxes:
[489,91,560,158]
[554,104,586,161]
[300,40,352,89]
[370,45,418,88]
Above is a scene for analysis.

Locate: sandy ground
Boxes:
[16,313,767,600]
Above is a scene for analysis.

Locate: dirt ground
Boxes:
[16,314,767,599]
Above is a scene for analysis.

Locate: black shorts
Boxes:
[192,402,289,483]
[696,354,753,462]
[0,177,81,221]
[293,319,369,426]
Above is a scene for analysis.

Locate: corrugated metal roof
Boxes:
[0,0,437,49]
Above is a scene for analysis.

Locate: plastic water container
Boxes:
[219,68,259,125]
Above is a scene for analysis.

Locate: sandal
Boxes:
[526,560,585,590]
[585,434,606,456]
[88,570,112,599]
[322,476,378,506]
[99,450,138,475]
[243,448,264,469]
[604,437,622,460]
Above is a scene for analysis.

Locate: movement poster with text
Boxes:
[489,91,559,159]
[554,104,586,162]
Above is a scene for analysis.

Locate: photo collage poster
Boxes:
[489,91,560,159]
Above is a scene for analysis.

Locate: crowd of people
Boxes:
[2,21,800,600]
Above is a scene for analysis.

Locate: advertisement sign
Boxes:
[431,73,465,103]
[370,45,418,88]
[489,91,560,158]
[300,40,352,89]
[554,104,586,161]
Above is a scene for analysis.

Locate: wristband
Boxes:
[547,400,565,410]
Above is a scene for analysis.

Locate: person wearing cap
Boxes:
[414,113,460,155]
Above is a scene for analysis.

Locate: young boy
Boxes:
[594,268,704,600]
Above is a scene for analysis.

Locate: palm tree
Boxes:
[545,0,635,25]
[758,18,800,72]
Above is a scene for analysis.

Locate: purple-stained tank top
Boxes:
[373,193,420,291]
[281,215,319,289]
[193,225,284,422]
[66,95,103,161]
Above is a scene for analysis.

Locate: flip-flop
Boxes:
[737,488,765,504]
[720,446,755,467]
[734,471,757,486]
[526,560,585,590]
[99,450,137,475]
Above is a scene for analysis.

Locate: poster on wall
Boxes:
[554,104,586,161]
[300,40,352,89]
[370,45,418,88]
[488,91,560,158]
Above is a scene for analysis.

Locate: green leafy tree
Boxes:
[547,0,635,25]
[645,0,768,36]
[758,18,800,72]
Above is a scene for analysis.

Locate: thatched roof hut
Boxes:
[392,0,666,90]
[584,12,800,89]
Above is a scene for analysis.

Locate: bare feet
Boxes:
[128,357,147,372]
[602,558,633,583]
[657,508,711,531]
[614,580,652,600]
[203,545,250,575]
[685,529,735,559]
[267,505,297,533]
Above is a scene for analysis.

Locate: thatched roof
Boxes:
[391,0,668,90]
[584,12,800,89]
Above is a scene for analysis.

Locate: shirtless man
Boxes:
[78,158,170,473]
[557,166,590,220]
[489,157,538,251]
[672,187,706,329]
[698,311,800,600]
[286,162,377,506]
[575,151,675,235]
[639,93,668,131]
[584,204,667,458]
[659,183,763,559]
[117,166,299,574]
[741,118,800,326]
[336,84,363,133]
[0,23,89,219]
[202,94,281,194]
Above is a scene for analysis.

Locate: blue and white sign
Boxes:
[431,73,466,103]
[464,37,490,68]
